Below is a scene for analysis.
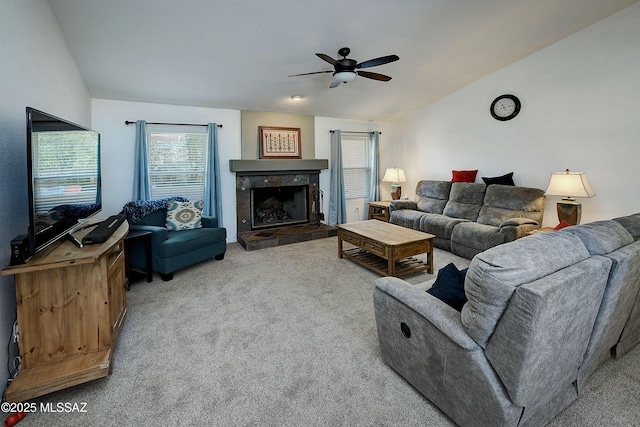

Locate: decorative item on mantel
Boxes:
[545,169,595,225]
[259,126,301,159]
[382,167,407,200]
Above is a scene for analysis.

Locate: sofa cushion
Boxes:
[426,263,468,311]
[415,180,451,214]
[460,231,591,347]
[451,170,478,183]
[561,220,634,256]
[158,227,227,258]
[614,213,640,240]
[134,209,168,227]
[443,182,486,221]
[477,185,545,227]
[390,209,424,230]
[419,213,468,241]
[481,172,515,186]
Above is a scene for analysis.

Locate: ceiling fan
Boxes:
[289,47,399,88]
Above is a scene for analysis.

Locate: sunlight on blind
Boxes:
[148,130,207,201]
[341,134,371,200]
[33,131,100,212]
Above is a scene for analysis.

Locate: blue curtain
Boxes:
[132,120,151,201]
[369,131,381,202]
[203,123,223,224]
[328,130,347,226]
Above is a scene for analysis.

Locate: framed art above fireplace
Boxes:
[259,126,301,159]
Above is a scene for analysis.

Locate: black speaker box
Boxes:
[10,234,31,266]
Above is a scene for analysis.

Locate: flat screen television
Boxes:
[26,107,102,255]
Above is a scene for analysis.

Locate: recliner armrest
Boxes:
[498,218,540,241]
[202,216,219,228]
[499,218,539,229]
[389,200,417,212]
[374,276,478,350]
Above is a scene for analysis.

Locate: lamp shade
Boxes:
[382,167,407,184]
[545,170,595,199]
[334,71,356,83]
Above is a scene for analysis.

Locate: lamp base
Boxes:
[390,184,402,200]
[557,198,582,226]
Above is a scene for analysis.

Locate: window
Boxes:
[341,133,372,200]
[147,127,207,200]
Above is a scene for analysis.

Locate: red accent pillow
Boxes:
[452,170,478,183]
[554,220,572,230]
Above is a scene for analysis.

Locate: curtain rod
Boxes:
[329,130,380,134]
[125,120,222,128]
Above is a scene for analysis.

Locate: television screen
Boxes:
[26,107,102,254]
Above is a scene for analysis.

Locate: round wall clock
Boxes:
[490,94,521,121]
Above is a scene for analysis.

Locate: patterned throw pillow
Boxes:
[165,199,204,230]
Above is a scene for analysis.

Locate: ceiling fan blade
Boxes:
[357,70,392,81]
[329,79,341,89]
[316,53,338,66]
[288,70,333,77]
[356,55,399,69]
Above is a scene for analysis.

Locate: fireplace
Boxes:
[251,185,309,229]
[231,160,336,250]
[235,171,321,234]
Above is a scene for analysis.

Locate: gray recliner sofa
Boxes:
[611,213,640,358]
[389,180,545,259]
[373,214,640,426]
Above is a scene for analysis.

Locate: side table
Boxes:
[368,201,392,222]
[124,229,153,289]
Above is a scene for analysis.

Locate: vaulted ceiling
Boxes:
[49,0,639,121]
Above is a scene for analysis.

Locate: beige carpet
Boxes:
[15,237,640,426]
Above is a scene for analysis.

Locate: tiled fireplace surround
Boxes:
[230,160,337,250]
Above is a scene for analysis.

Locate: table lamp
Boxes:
[382,167,407,200]
[544,169,595,225]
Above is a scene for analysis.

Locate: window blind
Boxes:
[147,129,207,201]
[341,133,371,200]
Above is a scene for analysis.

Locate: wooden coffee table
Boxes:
[337,220,434,277]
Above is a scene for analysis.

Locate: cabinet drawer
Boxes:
[342,232,361,247]
[362,240,385,257]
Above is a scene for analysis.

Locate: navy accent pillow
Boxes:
[482,172,515,186]
[426,263,468,311]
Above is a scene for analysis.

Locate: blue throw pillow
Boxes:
[426,263,468,311]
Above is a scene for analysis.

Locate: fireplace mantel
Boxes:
[229,159,328,173]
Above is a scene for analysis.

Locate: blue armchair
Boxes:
[123,198,226,281]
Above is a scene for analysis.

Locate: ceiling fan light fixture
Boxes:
[290,95,303,101]
[334,71,356,83]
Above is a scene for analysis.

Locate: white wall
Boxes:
[91,99,241,241]
[314,117,392,222]
[0,1,92,395]
[393,2,640,227]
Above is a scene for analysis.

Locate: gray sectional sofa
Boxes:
[389,180,546,258]
[373,213,640,426]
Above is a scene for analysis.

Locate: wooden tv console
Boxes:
[1,222,128,402]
